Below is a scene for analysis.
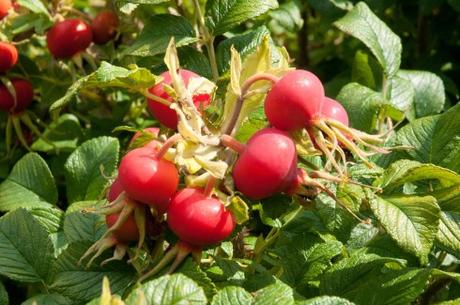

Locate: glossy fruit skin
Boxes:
[118,146,179,213]
[232,128,298,200]
[107,178,124,202]
[91,10,118,45]
[167,188,235,247]
[0,79,34,114]
[0,42,18,73]
[0,0,11,20]
[147,69,211,129]
[106,208,139,243]
[320,97,349,126]
[264,70,325,131]
[46,19,93,59]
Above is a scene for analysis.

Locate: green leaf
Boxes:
[178,47,213,80]
[22,294,72,305]
[319,252,404,299]
[274,232,342,292]
[336,83,384,132]
[211,286,252,305]
[298,296,355,305]
[268,1,304,33]
[0,209,55,283]
[0,153,57,212]
[177,258,217,301]
[31,114,83,153]
[351,50,376,89]
[377,160,460,193]
[252,281,294,305]
[50,63,158,112]
[387,104,460,173]
[205,0,278,35]
[63,212,106,244]
[64,137,119,203]
[125,274,207,305]
[398,70,446,118]
[121,14,197,57]
[227,196,250,224]
[235,106,267,143]
[29,207,67,257]
[0,282,8,305]
[216,26,271,74]
[334,2,401,77]
[17,0,50,15]
[387,75,414,113]
[367,192,440,264]
[50,242,135,303]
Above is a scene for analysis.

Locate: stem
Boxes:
[5,116,12,157]
[11,116,31,151]
[143,89,172,106]
[220,135,246,154]
[192,0,219,81]
[156,134,181,159]
[139,245,179,282]
[222,73,280,135]
[204,176,217,197]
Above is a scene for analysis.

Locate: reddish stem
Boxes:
[204,176,217,198]
[156,133,181,159]
[222,73,280,135]
[220,135,246,154]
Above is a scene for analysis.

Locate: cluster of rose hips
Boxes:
[0,5,119,152]
[81,68,387,279]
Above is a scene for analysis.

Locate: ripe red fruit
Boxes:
[0,0,11,19]
[106,177,124,202]
[106,208,139,243]
[91,10,119,45]
[46,19,93,59]
[0,42,18,73]
[320,97,349,126]
[232,128,298,200]
[0,79,34,113]
[167,188,235,246]
[264,70,325,131]
[118,146,179,213]
[147,69,211,129]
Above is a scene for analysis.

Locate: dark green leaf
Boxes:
[22,294,72,305]
[205,0,278,35]
[297,296,355,305]
[253,281,294,305]
[0,153,57,212]
[63,212,106,244]
[64,137,119,203]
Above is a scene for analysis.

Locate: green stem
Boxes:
[192,0,219,81]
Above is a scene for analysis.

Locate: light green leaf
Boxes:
[64,137,119,203]
[17,0,50,15]
[216,26,271,74]
[177,258,217,300]
[0,209,55,283]
[22,294,72,305]
[268,1,303,33]
[334,2,401,77]
[227,196,250,224]
[387,104,460,173]
[387,75,414,112]
[50,243,135,303]
[49,76,90,112]
[252,281,294,305]
[63,212,106,244]
[297,296,355,305]
[0,153,57,212]
[377,160,460,193]
[367,193,440,264]
[121,14,197,57]
[336,83,385,132]
[211,286,252,305]
[205,0,278,35]
[125,274,207,305]
[31,114,83,153]
[397,70,445,119]
[351,50,376,89]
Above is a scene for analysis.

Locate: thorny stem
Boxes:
[143,89,172,106]
[156,134,182,159]
[220,134,246,154]
[222,73,280,135]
